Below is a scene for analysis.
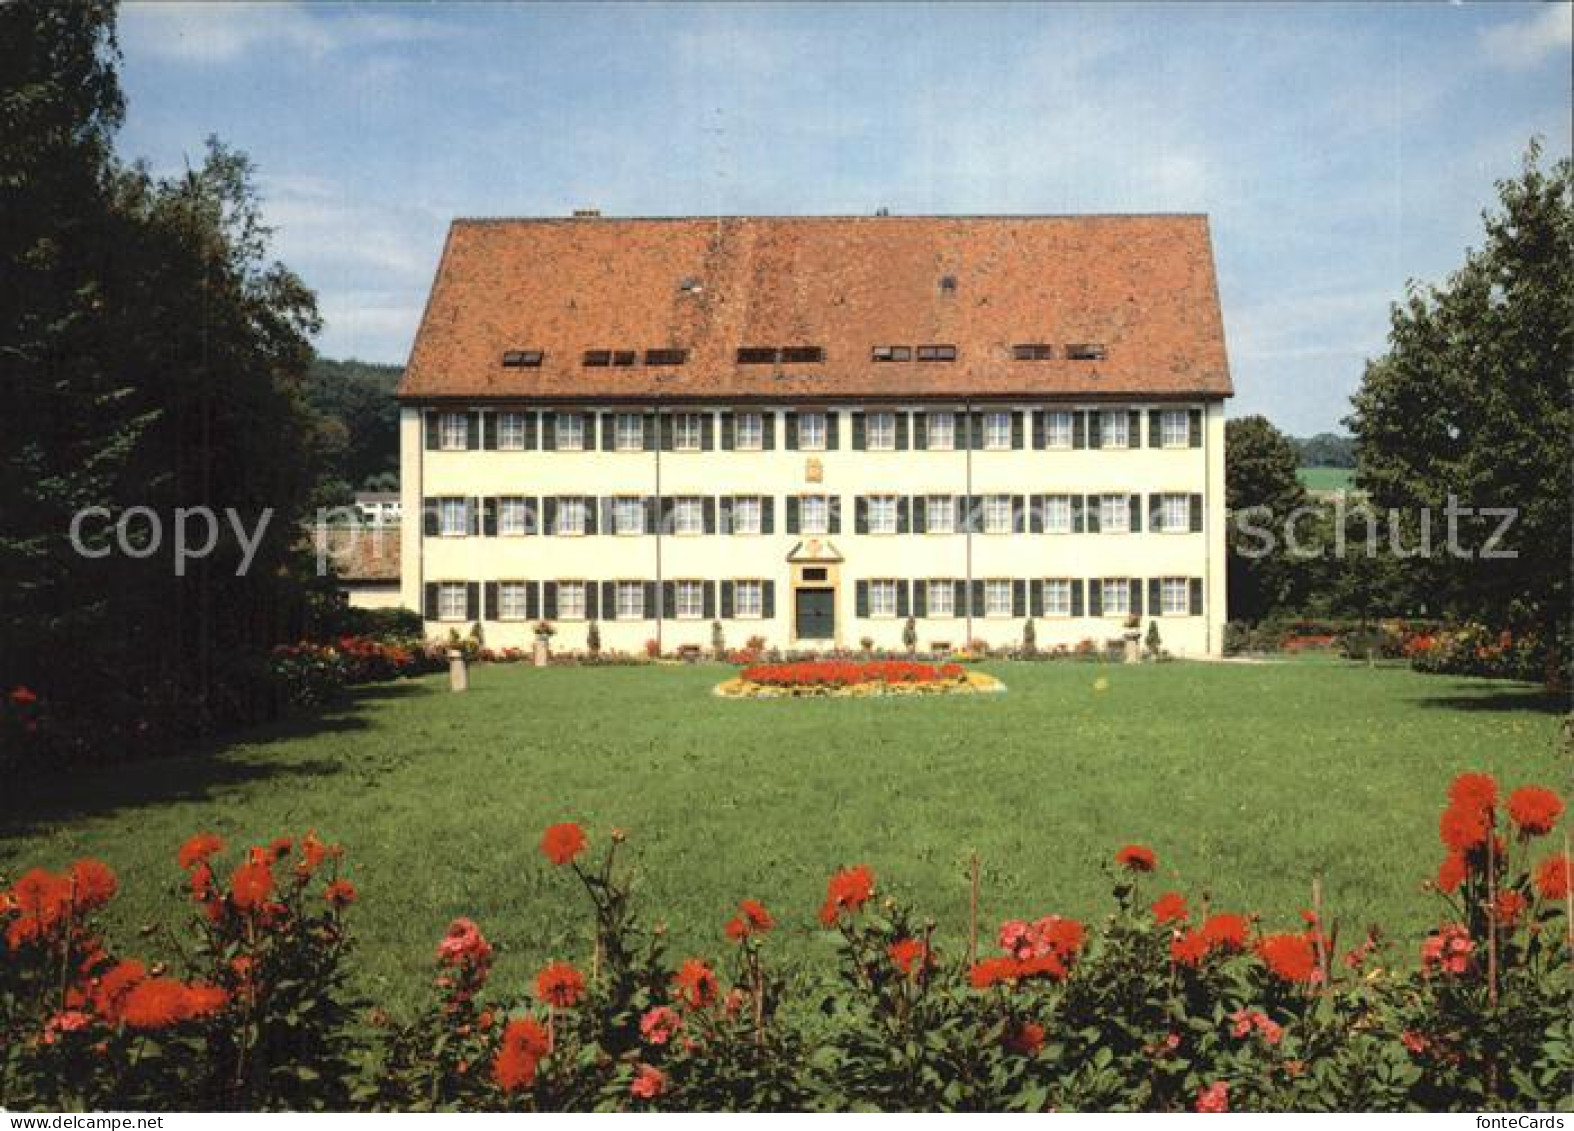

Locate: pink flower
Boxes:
[639,1005,681,1046]
[1196,1081,1230,1113]
[1420,924,1473,976]
[630,1064,666,1100]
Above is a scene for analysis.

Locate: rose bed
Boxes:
[714,659,1005,699]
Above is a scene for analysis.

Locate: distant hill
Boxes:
[305,359,402,499]
[1290,432,1355,468]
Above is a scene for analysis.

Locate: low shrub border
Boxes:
[715,659,1004,699]
[1,773,1569,1111]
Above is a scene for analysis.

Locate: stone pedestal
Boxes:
[533,638,550,667]
[448,649,468,692]
[1123,637,1142,665]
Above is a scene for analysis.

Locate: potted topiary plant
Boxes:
[711,618,726,660]
[902,616,918,656]
[586,619,602,661]
[532,620,555,667]
[1022,618,1038,659]
[1122,614,1142,664]
[1145,619,1163,661]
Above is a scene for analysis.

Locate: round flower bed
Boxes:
[715,659,1004,698]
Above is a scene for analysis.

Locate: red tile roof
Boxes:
[399,215,1231,402]
[314,526,400,582]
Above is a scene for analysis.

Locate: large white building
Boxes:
[398,214,1232,655]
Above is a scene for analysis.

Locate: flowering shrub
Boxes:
[269,636,440,709]
[3,776,1570,1111]
[739,660,966,689]
[1405,623,1553,683]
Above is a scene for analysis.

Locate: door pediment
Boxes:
[785,539,843,563]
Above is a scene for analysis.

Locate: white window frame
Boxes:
[926,580,954,617]
[798,411,827,451]
[1044,579,1072,617]
[983,494,1013,534]
[1100,494,1130,534]
[499,582,531,621]
[438,497,467,537]
[439,412,468,451]
[673,497,704,536]
[867,495,898,535]
[437,582,467,621]
[615,413,644,451]
[984,579,1012,618]
[674,413,703,452]
[926,495,955,534]
[1161,493,1189,534]
[676,580,704,620]
[926,412,955,451]
[614,496,645,536]
[555,413,584,451]
[732,496,762,535]
[869,579,898,617]
[1044,410,1074,450]
[801,494,829,535]
[1161,577,1190,615]
[498,412,528,451]
[983,411,1013,451]
[867,411,896,451]
[556,497,587,537]
[1043,494,1072,534]
[1160,409,1190,449]
[734,579,764,619]
[499,496,530,536]
[1101,579,1131,617]
[615,581,644,621]
[1100,411,1129,448]
[558,581,587,621]
[735,412,764,451]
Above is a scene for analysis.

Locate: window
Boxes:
[1099,494,1130,534]
[1161,577,1190,615]
[1101,579,1131,616]
[780,346,824,364]
[867,495,898,535]
[798,412,827,451]
[926,495,955,534]
[984,579,1012,618]
[645,348,687,366]
[614,497,645,536]
[732,496,762,535]
[498,412,530,450]
[735,412,764,450]
[801,494,829,535]
[1043,494,1072,534]
[735,580,764,618]
[926,411,954,450]
[916,344,957,362]
[867,411,896,451]
[673,497,703,535]
[1067,343,1107,361]
[556,497,587,536]
[439,412,468,450]
[1043,410,1073,449]
[1044,579,1072,617]
[614,413,644,451]
[1099,411,1129,448]
[872,345,911,362]
[983,411,1013,450]
[583,349,637,367]
[983,494,1013,534]
[736,347,777,364]
[927,580,954,617]
[673,413,703,451]
[1161,493,1189,533]
[615,581,644,620]
[1013,344,1054,361]
[499,582,531,620]
[437,582,467,621]
[555,413,584,451]
[501,350,544,367]
[439,497,467,537]
[558,581,586,620]
[676,580,704,619]
[500,497,531,536]
[1160,409,1189,448]
[869,580,898,617]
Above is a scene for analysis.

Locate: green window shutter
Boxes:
[953,579,967,615]
[1127,410,1142,449]
[1128,494,1141,533]
[851,411,866,450]
[422,498,438,537]
[702,497,717,534]
[896,580,910,618]
[970,580,985,617]
[828,496,842,534]
[1012,579,1026,617]
[660,415,674,450]
[953,410,969,449]
[1129,578,1143,616]
[913,581,928,617]
[465,581,480,620]
[721,581,735,619]
[717,496,733,535]
[1011,411,1024,449]
[761,496,775,534]
[543,497,558,535]
[897,496,910,534]
[720,412,735,450]
[700,414,714,451]
[1031,410,1045,449]
[661,581,676,619]
[970,411,984,450]
[484,582,499,620]
[895,412,909,450]
[543,581,558,619]
[600,581,616,618]
[642,413,657,450]
[1030,580,1044,616]
[524,411,538,450]
[648,581,662,620]
[855,581,869,618]
[954,496,967,533]
[1188,408,1203,448]
[1088,411,1104,450]
[424,412,440,450]
[584,497,599,535]
[1071,494,1084,534]
[1085,495,1101,534]
[913,412,928,450]
[1148,409,1162,448]
[1190,494,1204,533]
[482,412,498,450]
[661,497,675,534]
[1072,411,1087,449]
[1013,494,1027,533]
[825,411,840,450]
[582,413,597,449]
[1189,578,1204,615]
[785,496,800,534]
[527,582,540,621]
[483,497,498,537]
[423,582,438,620]
[1088,579,1103,617]
[1029,495,1045,534]
[466,411,481,450]
[467,497,481,537]
[784,412,799,450]
[644,497,657,535]
[600,414,615,451]
[541,415,557,450]
[1149,493,1162,532]
[1148,578,1161,614]
[855,496,869,534]
[584,581,599,621]
[1070,579,1084,617]
[703,581,716,619]
[911,495,927,534]
[762,413,776,450]
[762,581,775,619]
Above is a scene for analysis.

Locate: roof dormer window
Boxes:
[583,349,637,367]
[871,345,911,362]
[644,348,688,366]
[501,350,544,367]
[1066,343,1107,361]
[916,344,957,362]
[736,347,778,364]
[779,346,825,364]
[1011,344,1054,361]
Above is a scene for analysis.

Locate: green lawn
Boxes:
[1297,466,1358,492]
[2,660,1565,1013]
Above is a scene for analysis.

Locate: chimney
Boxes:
[572,208,601,219]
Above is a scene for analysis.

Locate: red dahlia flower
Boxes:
[535,961,586,1008]
[1200,913,1249,951]
[1115,844,1158,872]
[1506,786,1564,837]
[1448,771,1497,813]
[540,822,587,866]
[888,937,931,977]
[177,832,224,871]
[818,864,875,925]
[229,857,274,911]
[323,879,357,909]
[672,959,718,1010]
[1151,891,1189,924]
[493,1016,550,1092]
[639,1005,681,1045]
[1438,803,1491,853]
[1003,1020,1046,1055]
[69,859,117,911]
[1535,853,1571,901]
[1434,852,1467,893]
[630,1064,666,1100]
[1256,932,1319,983]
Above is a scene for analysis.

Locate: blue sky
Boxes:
[116,1,1571,434]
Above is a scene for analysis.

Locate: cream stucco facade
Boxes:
[397,401,1228,656]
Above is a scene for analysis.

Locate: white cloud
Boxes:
[1481,3,1572,70]
[121,1,449,64]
